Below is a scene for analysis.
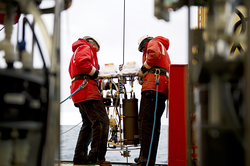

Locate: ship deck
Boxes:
[56,161,168,166]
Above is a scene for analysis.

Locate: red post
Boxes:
[0,13,20,25]
[168,64,187,166]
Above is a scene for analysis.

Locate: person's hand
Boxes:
[138,76,143,85]
[138,68,148,77]
[138,68,144,77]
[138,69,146,85]
[91,70,99,79]
[138,66,148,85]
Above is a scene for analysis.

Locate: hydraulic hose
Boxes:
[231,8,247,54]
[17,0,52,59]
[21,17,48,71]
[233,8,246,35]
[146,77,159,166]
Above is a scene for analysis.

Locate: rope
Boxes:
[60,80,88,104]
[60,121,82,135]
[60,80,89,135]
[0,26,4,31]
[146,77,159,166]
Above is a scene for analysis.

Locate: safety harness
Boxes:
[148,66,169,77]
[71,74,93,83]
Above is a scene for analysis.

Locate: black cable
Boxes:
[123,83,127,99]
[0,26,4,31]
[230,9,247,55]
[220,83,245,147]
[230,43,244,54]
[122,0,125,65]
[21,17,49,76]
[233,8,246,35]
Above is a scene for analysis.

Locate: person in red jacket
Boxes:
[131,35,171,166]
[68,36,111,166]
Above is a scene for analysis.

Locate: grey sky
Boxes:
[60,0,197,125]
[0,0,197,125]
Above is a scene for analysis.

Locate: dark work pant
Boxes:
[138,90,167,165]
[73,100,109,163]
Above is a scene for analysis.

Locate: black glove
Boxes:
[141,65,147,73]
[91,70,99,79]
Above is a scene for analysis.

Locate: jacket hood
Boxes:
[152,36,170,50]
[72,38,91,52]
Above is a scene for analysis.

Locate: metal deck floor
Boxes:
[56,161,168,166]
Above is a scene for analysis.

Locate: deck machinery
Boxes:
[1,0,250,166]
[0,0,71,166]
[155,0,250,165]
[0,0,141,165]
[98,70,140,160]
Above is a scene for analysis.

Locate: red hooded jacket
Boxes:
[69,38,102,104]
[141,36,171,97]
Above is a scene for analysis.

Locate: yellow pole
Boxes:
[198,6,205,29]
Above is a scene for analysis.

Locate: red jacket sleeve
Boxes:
[74,45,97,76]
[143,40,161,69]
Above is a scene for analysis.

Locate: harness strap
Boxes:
[72,74,92,83]
[148,67,169,77]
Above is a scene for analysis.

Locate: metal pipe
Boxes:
[17,0,52,64]
[244,0,250,165]
[122,0,126,65]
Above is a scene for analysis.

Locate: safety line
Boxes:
[60,80,88,104]
[146,78,159,166]
[60,121,82,135]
